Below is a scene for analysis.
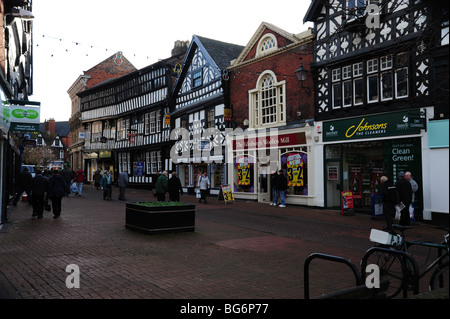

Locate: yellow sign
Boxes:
[221,185,234,204]
[286,153,304,187]
[164,114,171,125]
[237,157,250,186]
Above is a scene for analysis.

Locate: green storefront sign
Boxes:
[323,109,426,142]
[10,122,40,133]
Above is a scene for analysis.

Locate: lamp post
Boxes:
[295,63,311,96]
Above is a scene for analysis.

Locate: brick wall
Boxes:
[229,44,314,128]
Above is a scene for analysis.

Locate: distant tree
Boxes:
[22,145,56,169]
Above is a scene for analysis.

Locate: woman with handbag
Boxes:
[100,170,113,200]
[197,171,210,203]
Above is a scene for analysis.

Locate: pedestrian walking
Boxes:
[31,169,48,218]
[275,170,287,207]
[270,170,279,206]
[61,165,73,196]
[48,170,70,219]
[197,171,210,203]
[118,169,129,201]
[100,170,113,200]
[12,167,33,206]
[380,176,399,230]
[93,170,102,190]
[395,171,413,226]
[74,167,85,196]
[168,171,183,202]
[405,171,418,222]
[155,170,168,201]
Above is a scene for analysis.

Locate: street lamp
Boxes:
[295,63,311,96]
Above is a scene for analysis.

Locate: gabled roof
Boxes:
[172,35,244,95]
[83,52,137,89]
[39,121,70,137]
[195,36,245,69]
[230,22,313,67]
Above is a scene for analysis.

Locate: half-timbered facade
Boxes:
[304,0,449,224]
[68,52,137,175]
[226,23,317,206]
[79,45,187,185]
[169,35,244,195]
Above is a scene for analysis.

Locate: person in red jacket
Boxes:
[74,168,85,196]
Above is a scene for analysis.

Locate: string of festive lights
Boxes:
[34,34,153,62]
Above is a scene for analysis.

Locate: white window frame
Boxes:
[150,111,156,134]
[249,70,286,128]
[395,67,409,99]
[256,33,278,57]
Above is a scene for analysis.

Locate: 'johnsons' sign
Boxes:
[323,109,426,142]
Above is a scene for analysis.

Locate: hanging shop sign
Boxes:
[9,104,40,124]
[9,122,40,133]
[323,109,426,142]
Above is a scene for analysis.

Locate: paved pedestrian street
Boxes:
[0,185,447,314]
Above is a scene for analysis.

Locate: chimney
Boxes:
[171,40,189,57]
[48,118,56,134]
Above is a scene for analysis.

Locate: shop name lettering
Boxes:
[236,136,287,149]
[345,118,388,138]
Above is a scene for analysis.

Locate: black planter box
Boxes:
[125,202,195,234]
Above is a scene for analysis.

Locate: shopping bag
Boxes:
[409,204,416,224]
[71,182,78,193]
[196,189,201,199]
[44,197,51,212]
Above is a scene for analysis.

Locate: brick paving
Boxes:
[0,185,447,302]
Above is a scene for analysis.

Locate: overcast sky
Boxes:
[31,0,313,122]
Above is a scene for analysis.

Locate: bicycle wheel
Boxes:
[365,247,405,298]
[429,261,449,291]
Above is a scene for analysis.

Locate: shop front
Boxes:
[321,109,427,219]
[229,126,317,206]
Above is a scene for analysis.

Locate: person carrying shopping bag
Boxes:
[197,171,210,203]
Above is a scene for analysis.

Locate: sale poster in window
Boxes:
[237,156,251,186]
[286,153,304,187]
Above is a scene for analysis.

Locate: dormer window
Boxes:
[256,34,278,57]
[192,69,203,88]
[346,0,380,22]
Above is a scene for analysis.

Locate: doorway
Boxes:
[258,165,271,203]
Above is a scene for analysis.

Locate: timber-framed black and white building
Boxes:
[304,0,449,225]
[78,43,188,186]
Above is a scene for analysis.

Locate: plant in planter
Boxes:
[125,201,195,234]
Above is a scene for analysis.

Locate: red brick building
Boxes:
[226,23,320,207]
[68,52,137,172]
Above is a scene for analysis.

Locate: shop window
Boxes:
[233,155,255,193]
[281,150,308,196]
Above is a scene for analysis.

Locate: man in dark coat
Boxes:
[168,172,183,202]
[48,170,70,219]
[380,176,398,230]
[13,167,33,206]
[31,170,49,218]
[395,171,413,226]
[275,170,288,207]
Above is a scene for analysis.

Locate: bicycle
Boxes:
[362,224,449,299]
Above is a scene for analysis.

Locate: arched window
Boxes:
[249,71,286,128]
[256,34,278,57]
